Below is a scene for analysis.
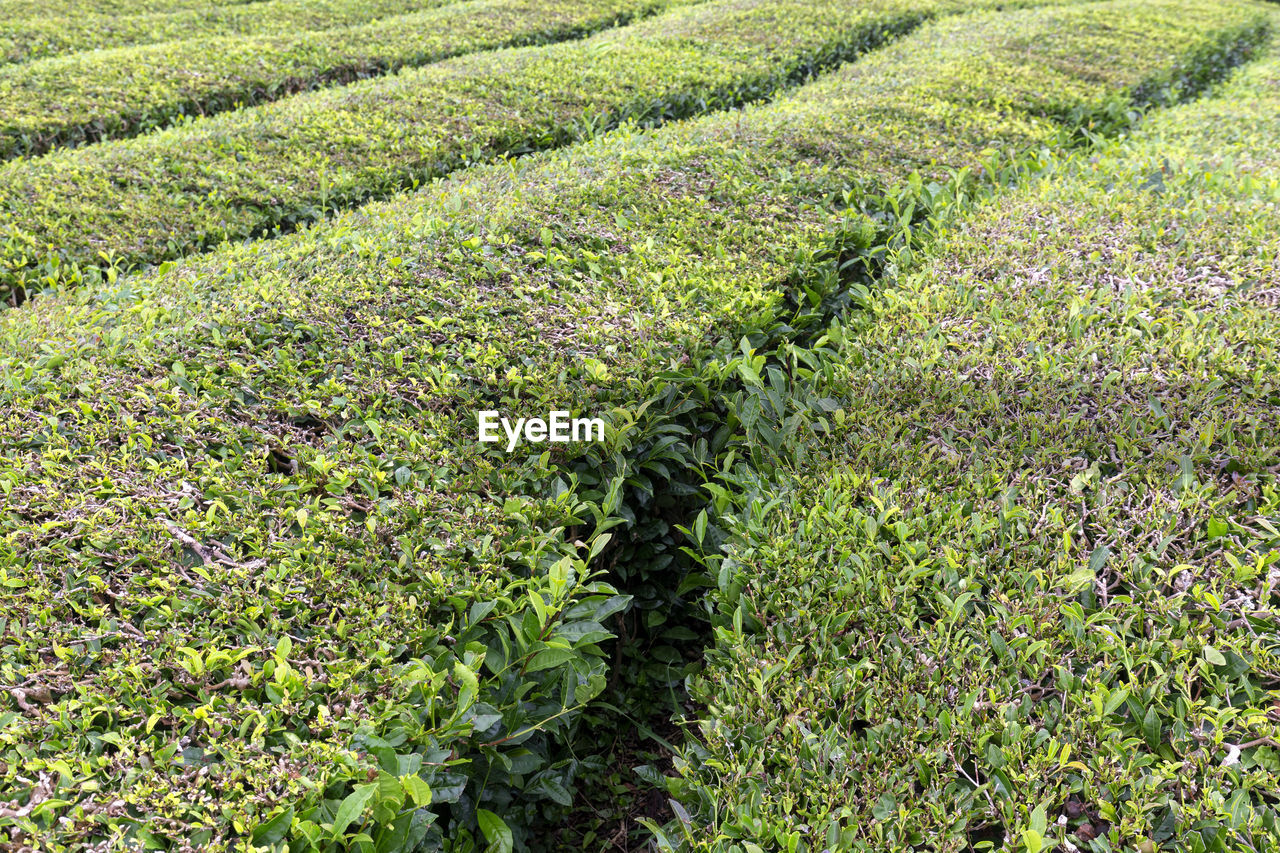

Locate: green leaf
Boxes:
[251,807,294,845]
[331,782,377,838]
[1226,788,1252,828]
[526,647,576,672]
[1221,649,1251,679]
[1142,705,1163,749]
[453,661,479,711]
[989,630,1008,659]
[532,776,573,806]
[1062,566,1094,593]
[555,620,610,645]
[736,358,762,387]
[588,532,613,561]
[871,793,896,820]
[477,808,513,853]
[1030,803,1047,836]
[1203,646,1227,666]
[1022,829,1043,853]
[135,829,165,850]
[430,773,466,804]
[692,509,707,546]
[1103,687,1130,717]
[376,770,405,813]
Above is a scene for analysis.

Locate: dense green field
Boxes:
[681,40,1280,853]
[0,0,1082,303]
[0,0,677,158]
[0,0,1277,851]
[0,0,455,64]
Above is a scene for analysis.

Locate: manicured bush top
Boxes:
[0,0,674,160]
[0,0,255,18]
[681,34,1280,853]
[0,0,454,65]
[0,0,1079,304]
[0,0,1270,849]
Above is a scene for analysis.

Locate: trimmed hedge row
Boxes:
[0,0,1074,305]
[0,0,256,18]
[0,1,1268,850]
[678,32,1280,853]
[0,0,453,65]
[0,0,677,161]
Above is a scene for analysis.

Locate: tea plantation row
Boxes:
[681,33,1280,852]
[0,0,1071,304]
[0,0,451,65]
[0,0,678,160]
[0,0,253,16]
[0,0,1270,850]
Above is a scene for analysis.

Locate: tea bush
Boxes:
[0,0,256,14]
[0,0,254,19]
[677,30,1280,853]
[0,0,1088,304]
[0,1,1268,849]
[0,0,678,160]
[0,0,453,65]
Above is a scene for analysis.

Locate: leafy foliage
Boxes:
[0,0,680,159]
[0,0,258,17]
[676,28,1280,853]
[0,0,458,65]
[0,0,1273,850]
[0,0,1083,303]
